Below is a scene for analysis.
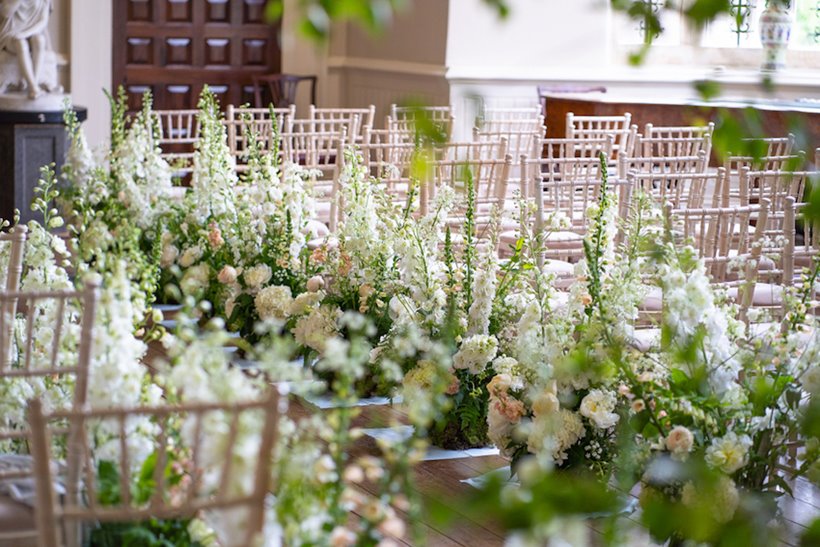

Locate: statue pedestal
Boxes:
[0,107,87,224]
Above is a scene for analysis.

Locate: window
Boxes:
[701,1,820,50]
[614,0,682,46]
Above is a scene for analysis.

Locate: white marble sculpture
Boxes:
[0,0,64,110]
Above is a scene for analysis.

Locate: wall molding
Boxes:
[327,56,447,78]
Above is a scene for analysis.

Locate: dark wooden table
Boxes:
[542,92,820,155]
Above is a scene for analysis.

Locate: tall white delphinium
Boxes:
[393,184,455,332]
[467,209,501,336]
[110,92,175,230]
[190,87,237,222]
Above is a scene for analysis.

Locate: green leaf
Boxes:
[97,460,121,505]
[685,0,731,29]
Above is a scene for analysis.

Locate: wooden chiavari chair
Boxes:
[784,199,819,313]
[515,153,630,271]
[425,155,513,230]
[627,168,720,210]
[642,122,715,141]
[27,388,279,547]
[633,132,713,163]
[565,112,635,161]
[309,105,375,144]
[360,128,418,205]
[151,109,200,176]
[279,128,347,233]
[0,281,99,547]
[0,225,27,368]
[224,104,293,170]
[664,201,769,321]
[387,105,454,144]
[618,150,708,180]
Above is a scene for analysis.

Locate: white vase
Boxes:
[759,5,792,71]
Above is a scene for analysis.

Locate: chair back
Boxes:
[150,109,200,174]
[565,112,634,161]
[28,388,279,547]
[309,105,375,144]
[224,104,294,168]
[279,128,347,232]
[0,281,99,481]
[664,202,769,286]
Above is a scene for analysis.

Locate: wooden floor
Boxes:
[144,341,820,546]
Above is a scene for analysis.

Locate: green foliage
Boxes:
[92,452,198,547]
[31,163,64,229]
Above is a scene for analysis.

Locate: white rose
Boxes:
[160,244,179,267]
[179,245,202,268]
[579,389,620,429]
[243,264,272,290]
[705,432,752,474]
[803,366,820,395]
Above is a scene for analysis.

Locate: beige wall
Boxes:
[322,0,450,123]
[345,0,448,65]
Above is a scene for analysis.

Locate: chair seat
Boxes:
[0,496,36,546]
[630,328,661,352]
[639,286,663,311]
[726,283,784,306]
[303,219,329,239]
[726,249,775,271]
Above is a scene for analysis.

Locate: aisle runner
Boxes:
[231,358,404,409]
[460,465,517,488]
[364,426,500,461]
[302,393,403,410]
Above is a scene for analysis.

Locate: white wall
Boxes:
[446,0,610,73]
[69,0,112,150]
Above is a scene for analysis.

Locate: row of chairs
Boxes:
[0,228,278,547]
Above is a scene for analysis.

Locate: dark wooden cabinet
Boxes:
[112,0,281,111]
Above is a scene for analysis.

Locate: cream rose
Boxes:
[665,425,694,459]
[306,275,325,292]
[217,265,237,285]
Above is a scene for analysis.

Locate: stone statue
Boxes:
[0,0,63,107]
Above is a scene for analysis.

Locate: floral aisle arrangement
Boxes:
[484,157,643,476]
[366,165,516,449]
[0,176,78,450]
[295,148,409,396]
[0,170,169,543]
[61,89,174,322]
[467,165,820,545]
[159,90,318,340]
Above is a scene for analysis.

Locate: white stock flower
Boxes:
[179,245,203,268]
[452,335,498,374]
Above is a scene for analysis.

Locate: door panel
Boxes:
[113,0,281,112]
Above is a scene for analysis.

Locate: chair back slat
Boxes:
[29,391,280,547]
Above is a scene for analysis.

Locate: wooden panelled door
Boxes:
[112,0,281,111]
